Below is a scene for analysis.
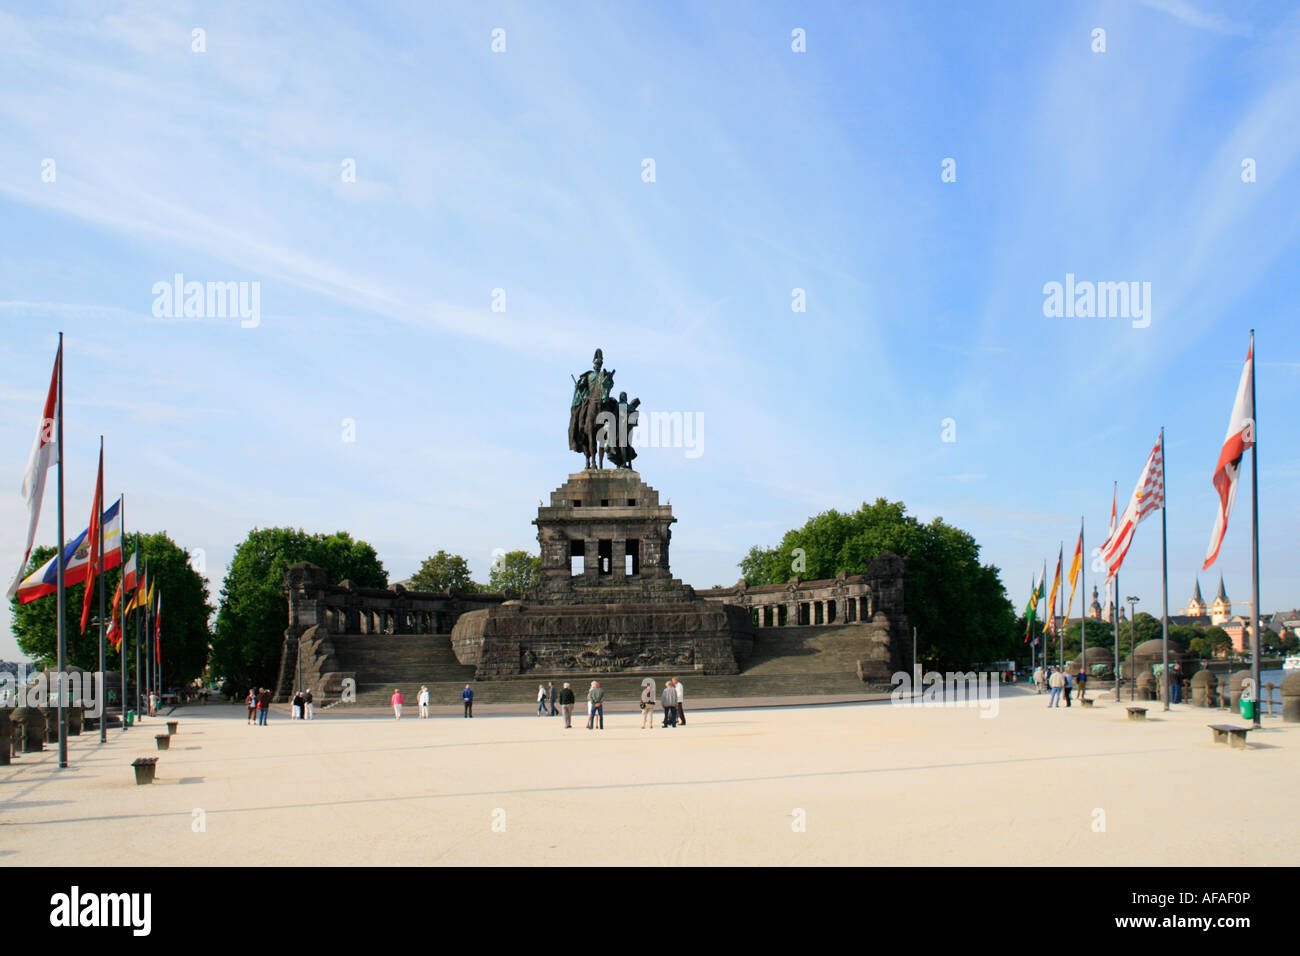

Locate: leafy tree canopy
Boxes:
[739,498,1016,667]
[211,528,385,692]
[488,550,540,595]
[408,551,479,593]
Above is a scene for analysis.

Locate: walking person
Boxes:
[547,681,557,716]
[1063,670,1073,707]
[662,680,678,727]
[587,681,605,730]
[640,680,656,729]
[1075,668,1087,703]
[537,684,548,716]
[418,685,430,718]
[391,688,404,720]
[257,688,271,725]
[1033,666,1045,694]
[673,677,686,725]
[559,682,575,728]
[462,684,474,718]
[246,688,257,724]
[291,690,304,720]
[304,688,313,720]
[1048,668,1064,708]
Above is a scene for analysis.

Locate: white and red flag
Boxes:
[6,343,60,598]
[1203,341,1255,570]
[122,550,137,594]
[1099,435,1164,581]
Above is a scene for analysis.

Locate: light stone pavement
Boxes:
[3,689,1294,866]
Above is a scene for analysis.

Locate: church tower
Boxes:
[1088,585,1102,620]
[1210,575,1231,625]
[1183,578,1207,618]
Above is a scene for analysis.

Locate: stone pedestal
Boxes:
[1281,672,1300,723]
[452,470,754,678]
[1191,669,1218,707]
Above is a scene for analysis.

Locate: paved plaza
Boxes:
[4,690,1295,866]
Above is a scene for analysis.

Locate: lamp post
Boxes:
[1126,596,1140,702]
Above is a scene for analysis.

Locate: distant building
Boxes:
[1210,575,1233,625]
[1181,578,1208,618]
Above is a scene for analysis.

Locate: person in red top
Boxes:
[391,689,404,720]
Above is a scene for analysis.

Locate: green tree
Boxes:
[488,550,540,595]
[1203,625,1232,656]
[408,551,479,593]
[739,498,1016,667]
[11,532,212,688]
[211,528,385,692]
[1060,618,1115,660]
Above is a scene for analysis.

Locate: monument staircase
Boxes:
[330,622,879,708]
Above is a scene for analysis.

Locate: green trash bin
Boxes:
[1240,698,1255,720]
[126,710,135,726]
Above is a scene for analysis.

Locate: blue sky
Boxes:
[2,0,1298,660]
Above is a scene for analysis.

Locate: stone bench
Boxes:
[131,757,159,785]
[1208,724,1251,750]
[1126,707,1148,721]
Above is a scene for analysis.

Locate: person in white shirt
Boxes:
[418,685,430,718]
[673,677,686,725]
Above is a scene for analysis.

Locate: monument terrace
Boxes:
[275,348,911,706]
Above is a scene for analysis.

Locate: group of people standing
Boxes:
[291,688,314,720]
[245,688,273,725]
[1033,666,1086,708]
[644,677,686,728]
[389,685,475,719]
[529,678,688,729]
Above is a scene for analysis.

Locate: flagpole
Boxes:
[55,333,68,769]
[1249,330,1261,729]
[97,437,106,744]
[1160,426,1170,712]
[1080,518,1086,684]
[1056,557,1062,669]
[134,548,142,722]
[145,566,152,714]
[119,496,128,733]
[1113,567,1121,701]
[156,594,162,700]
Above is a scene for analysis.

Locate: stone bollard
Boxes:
[67,705,83,736]
[166,720,178,735]
[1282,672,1300,724]
[1137,673,1156,701]
[1228,669,1253,712]
[1191,670,1218,707]
[155,734,170,751]
[0,710,9,766]
[11,707,46,753]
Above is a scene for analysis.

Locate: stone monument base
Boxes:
[451,601,754,679]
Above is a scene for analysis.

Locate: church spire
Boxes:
[1192,578,1203,604]
[1216,574,1229,603]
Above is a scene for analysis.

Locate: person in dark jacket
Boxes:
[462,684,474,718]
[257,688,272,725]
[559,682,575,728]
[547,681,558,716]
